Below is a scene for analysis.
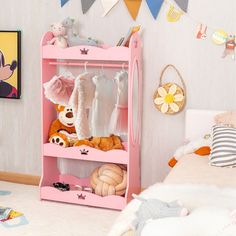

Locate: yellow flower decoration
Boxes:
[154,84,184,114]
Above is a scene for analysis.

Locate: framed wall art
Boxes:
[0,31,21,99]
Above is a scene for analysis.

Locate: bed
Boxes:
[108,109,236,236]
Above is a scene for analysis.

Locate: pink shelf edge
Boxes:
[41,32,130,61]
[40,173,128,210]
[43,143,129,164]
[40,186,126,210]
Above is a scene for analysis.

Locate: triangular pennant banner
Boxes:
[124,0,142,20]
[146,0,164,19]
[61,0,69,7]
[174,0,188,12]
[101,0,120,17]
[81,0,96,14]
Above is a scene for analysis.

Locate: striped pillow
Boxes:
[210,125,236,167]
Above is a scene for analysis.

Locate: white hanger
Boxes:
[84,61,89,73]
[122,63,126,71]
[100,64,105,76]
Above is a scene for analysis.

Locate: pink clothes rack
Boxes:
[49,61,129,68]
[39,31,142,210]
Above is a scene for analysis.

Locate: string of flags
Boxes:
[60,0,170,19]
[60,0,235,60]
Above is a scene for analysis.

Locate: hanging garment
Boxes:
[69,72,95,139]
[91,75,115,137]
[43,73,75,106]
[109,70,128,141]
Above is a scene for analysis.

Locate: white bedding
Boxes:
[108,184,236,236]
[109,155,236,236]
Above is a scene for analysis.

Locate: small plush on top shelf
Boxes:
[48,23,68,48]
[62,17,100,47]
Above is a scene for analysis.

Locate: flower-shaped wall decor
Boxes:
[154,82,185,114]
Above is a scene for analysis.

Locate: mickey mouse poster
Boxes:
[0,31,21,99]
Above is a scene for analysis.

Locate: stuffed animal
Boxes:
[49,105,77,147]
[90,164,127,196]
[168,136,211,168]
[62,17,100,47]
[132,195,189,236]
[48,23,68,48]
[74,134,124,151]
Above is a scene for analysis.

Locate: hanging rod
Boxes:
[49,61,129,68]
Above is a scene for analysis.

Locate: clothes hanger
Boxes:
[99,64,105,77]
[84,61,88,73]
[122,63,126,72]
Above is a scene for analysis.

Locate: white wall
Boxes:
[0,0,236,187]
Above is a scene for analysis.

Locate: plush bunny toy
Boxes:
[48,23,68,48]
[62,17,99,47]
[132,195,189,236]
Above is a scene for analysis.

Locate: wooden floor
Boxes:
[0,171,40,186]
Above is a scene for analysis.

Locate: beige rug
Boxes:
[0,181,120,236]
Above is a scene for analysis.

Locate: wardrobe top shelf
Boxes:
[41,32,141,61]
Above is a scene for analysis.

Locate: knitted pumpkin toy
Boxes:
[90,164,127,196]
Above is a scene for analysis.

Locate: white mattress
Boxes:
[164,154,236,188]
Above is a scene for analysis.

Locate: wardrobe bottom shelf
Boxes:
[40,186,127,210]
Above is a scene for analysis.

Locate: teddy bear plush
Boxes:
[48,23,68,48]
[74,134,124,151]
[49,105,77,147]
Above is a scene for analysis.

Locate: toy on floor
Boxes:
[90,164,127,196]
[132,195,189,236]
[109,70,128,141]
[74,134,124,151]
[0,206,28,228]
[48,22,68,48]
[49,104,77,147]
[168,135,211,168]
[62,17,100,47]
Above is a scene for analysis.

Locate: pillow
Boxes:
[214,111,236,128]
[209,125,236,167]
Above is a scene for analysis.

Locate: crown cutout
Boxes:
[77,193,86,200]
[80,149,89,155]
[80,48,89,55]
